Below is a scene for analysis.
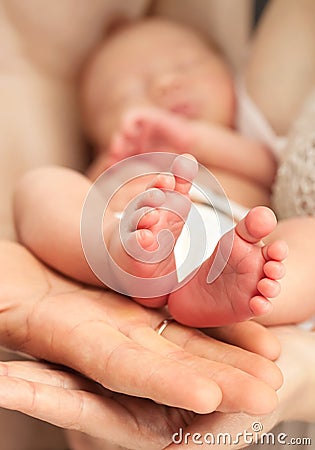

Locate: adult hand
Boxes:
[0,325,302,450]
[0,241,281,418]
[0,321,284,450]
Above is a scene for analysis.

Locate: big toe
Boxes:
[236,206,277,243]
[171,154,198,194]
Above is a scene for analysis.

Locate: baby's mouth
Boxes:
[168,101,199,118]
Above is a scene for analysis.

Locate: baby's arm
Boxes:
[189,121,277,188]
[114,107,276,189]
[14,167,110,286]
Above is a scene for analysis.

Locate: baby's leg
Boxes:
[168,206,288,327]
[108,154,198,307]
[15,156,198,305]
[14,167,103,286]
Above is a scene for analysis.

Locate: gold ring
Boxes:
[155,318,175,336]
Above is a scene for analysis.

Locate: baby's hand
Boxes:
[108,106,195,163]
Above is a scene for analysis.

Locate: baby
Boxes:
[14,18,314,332]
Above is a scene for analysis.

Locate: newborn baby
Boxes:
[15,18,314,334]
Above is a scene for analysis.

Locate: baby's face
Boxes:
[81,19,235,148]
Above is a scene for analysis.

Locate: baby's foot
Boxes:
[168,206,288,326]
[108,106,193,163]
[108,154,198,306]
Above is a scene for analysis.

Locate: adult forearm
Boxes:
[246,0,315,136]
[0,71,86,240]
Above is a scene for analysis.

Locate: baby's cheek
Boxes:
[203,77,235,126]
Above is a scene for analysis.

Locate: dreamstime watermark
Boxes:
[172,422,312,446]
[80,152,234,298]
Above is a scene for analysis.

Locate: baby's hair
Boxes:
[105,16,220,55]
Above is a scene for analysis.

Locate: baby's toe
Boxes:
[263,260,286,280]
[171,154,198,195]
[238,207,277,243]
[136,209,160,230]
[135,188,166,209]
[124,229,156,256]
[249,296,273,316]
[146,173,176,191]
[128,206,158,231]
[262,240,289,262]
[257,278,281,298]
[135,229,156,250]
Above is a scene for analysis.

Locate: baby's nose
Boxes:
[150,73,182,100]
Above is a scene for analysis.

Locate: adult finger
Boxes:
[205,321,281,360]
[10,291,223,414]
[0,364,190,450]
[0,361,97,392]
[27,291,282,415]
[156,322,283,390]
